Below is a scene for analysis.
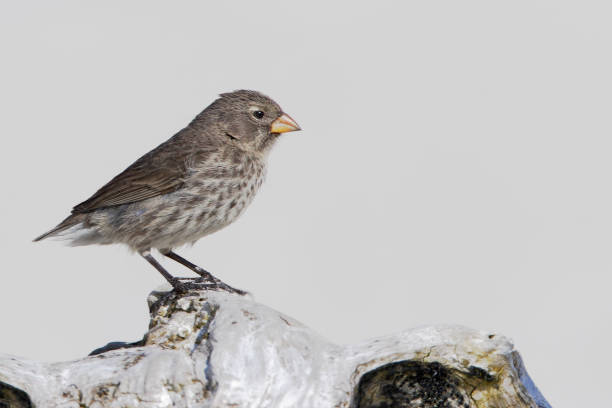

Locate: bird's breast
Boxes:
[182,154,267,234]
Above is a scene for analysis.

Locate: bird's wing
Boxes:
[71,169,182,213]
[71,133,213,213]
[71,156,185,214]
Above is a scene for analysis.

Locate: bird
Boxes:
[34,90,301,293]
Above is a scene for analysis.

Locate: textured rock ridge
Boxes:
[0,286,551,407]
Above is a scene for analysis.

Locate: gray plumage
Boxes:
[34,90,300,292]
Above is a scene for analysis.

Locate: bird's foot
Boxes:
[157,250,246,294]
[191,267,247,295]
[192,266,226,285]
[215,281,248,296]
[170,278,190,294]
[172,277,248,296]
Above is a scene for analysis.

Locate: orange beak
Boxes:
[270,113,301,134]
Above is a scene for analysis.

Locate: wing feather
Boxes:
[71,166,185,214]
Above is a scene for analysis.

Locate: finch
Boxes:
[34,90,301,293]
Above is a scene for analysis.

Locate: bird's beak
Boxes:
[270,113,301,134]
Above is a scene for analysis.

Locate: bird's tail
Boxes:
[33,214,84,242]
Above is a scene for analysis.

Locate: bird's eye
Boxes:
[252,110,265,119]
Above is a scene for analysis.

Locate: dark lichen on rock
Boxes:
[0,381,32,408]
[352,360,498,408]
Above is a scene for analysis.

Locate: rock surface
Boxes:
[0,285,551,407]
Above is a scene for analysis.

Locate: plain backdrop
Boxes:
[1,1,610,406]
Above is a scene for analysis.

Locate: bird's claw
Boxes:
[172,277,247,296]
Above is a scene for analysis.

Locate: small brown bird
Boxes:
[34,90,300,293]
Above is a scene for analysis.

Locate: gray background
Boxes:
[1,1,610,406]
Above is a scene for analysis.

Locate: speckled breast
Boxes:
[182,152,267,239]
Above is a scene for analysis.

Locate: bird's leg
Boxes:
[161,250,218,283]
[140,250,187,293]
[160,249,246,295]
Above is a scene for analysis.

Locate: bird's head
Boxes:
[193,90,301,154]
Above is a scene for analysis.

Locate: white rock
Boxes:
[0,287,551,407]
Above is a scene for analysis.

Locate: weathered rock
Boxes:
[0,285,551,407]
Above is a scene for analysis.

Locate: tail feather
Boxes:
[33,214,84,242]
